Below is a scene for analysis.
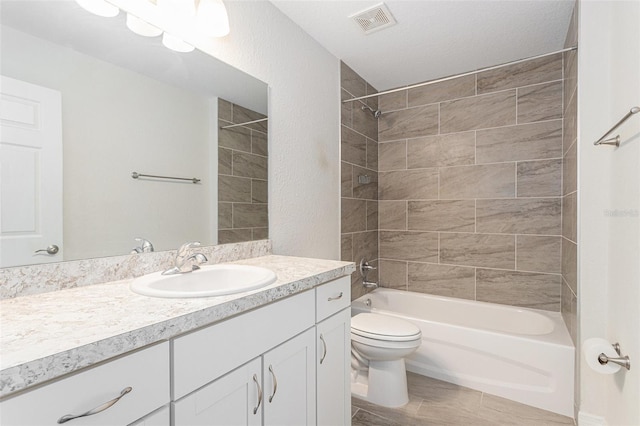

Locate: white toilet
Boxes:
[350,313,422,408]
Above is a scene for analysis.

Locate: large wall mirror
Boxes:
[0,0,268,268]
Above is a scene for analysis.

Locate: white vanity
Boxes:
[0,255,354,426]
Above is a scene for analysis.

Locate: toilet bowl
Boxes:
[350,313,422,408]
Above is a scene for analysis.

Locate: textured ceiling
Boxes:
[271,0,575,91]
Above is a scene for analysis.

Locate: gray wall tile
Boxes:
[342,125,367,167]
[252,228,268,240]
[352,166,378,200]
[251,180,268,203]
[233,203,268,228]
[219,175,251,202]
[219,147,232,175]
[440,91,516,133]
[380,231,438,262]
[342,198,367,233]
[353,103,378,140]
[251,131,268,156]
[379,201,407,230]
[517,159,562,197]
[440,233,515,269]
[517,235,562,273]
[379,141,407,171]
[218,202,232,229]
[379,259,408,290]
[233,152,268,179]
[408,200,475,232]
[341,234,353,262]
[341,161,353,197]
[563,141,577,195]
[408,75,476,107]
[477,53,562,94]
[517,81,563,123]
[341,89,352,127]
[233,104,267,132]
[407,132,475,169]
[379,90,407,111]
[476,269,561,311]
[563,50,577,116]
[379,169,439,200]
[218,98,232,122]
[440,164,515,199]
[341,62,366,98]
[408,262,475,300]
[367,138,378,170]
[219,122,252,152]
[476,198,561,235]
[562,192,577,243]
[367,200,378,231]
[562,238,577,295]
[218,229,252,244]
[563,92,577,154]
[379,104,439,141]
[476,120,562,163]
[353,231,379,266]
[561,282,578,344]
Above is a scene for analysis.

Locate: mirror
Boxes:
[0,1,268,268]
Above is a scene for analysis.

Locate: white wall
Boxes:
[578,1,640,424]
[110,0,342,260]
[2,27,212,259]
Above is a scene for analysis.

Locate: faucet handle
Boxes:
[177,241,201,257]
[134,238,154,253]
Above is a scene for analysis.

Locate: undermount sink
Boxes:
[130,264,277,298]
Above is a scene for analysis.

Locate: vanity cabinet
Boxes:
[173,328,316,426]
[315,279,351,426]
[0,342,170,426]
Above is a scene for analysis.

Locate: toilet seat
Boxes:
[351,313,421,342]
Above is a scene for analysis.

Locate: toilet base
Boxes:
[351,358,409,408]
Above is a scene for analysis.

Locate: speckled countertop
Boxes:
[0,255,354,398]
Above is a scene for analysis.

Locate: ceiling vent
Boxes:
[349,3,397,35]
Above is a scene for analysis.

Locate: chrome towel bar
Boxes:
[594,106,639,147]
[220,118,268,129]
[131,171,201,184]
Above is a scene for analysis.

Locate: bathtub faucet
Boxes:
[363,280,378,289]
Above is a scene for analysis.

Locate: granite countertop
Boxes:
[0,255,354,398]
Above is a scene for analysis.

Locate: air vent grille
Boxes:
[350,3,397,34]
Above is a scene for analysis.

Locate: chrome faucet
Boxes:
[162,241,208,275]
[131,238,154,254]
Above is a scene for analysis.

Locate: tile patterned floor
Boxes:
[351,372,575,425]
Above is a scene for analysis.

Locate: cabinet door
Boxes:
[173,358,262,426]
[128,405,170,426]
[263,328,316,426]
[316,309,351,426]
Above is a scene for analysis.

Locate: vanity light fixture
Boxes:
[126,13,163,37]
[196,0,230,37]
[75,0,119,18]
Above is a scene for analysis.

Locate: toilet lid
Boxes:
[351,313,421,342]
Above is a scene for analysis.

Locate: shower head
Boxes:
[361,104,382,118]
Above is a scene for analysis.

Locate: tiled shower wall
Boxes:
[340,63,379,300]
[376,54,565,311]
[561,4,578,345]
[218,99,268,244]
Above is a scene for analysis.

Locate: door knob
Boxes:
[35,245,59,255]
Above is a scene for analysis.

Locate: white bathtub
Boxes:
[352,288,574,417]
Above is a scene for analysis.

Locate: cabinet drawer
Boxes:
[173,290,315,400]
[0,342,170,426]
[316,276,350,322]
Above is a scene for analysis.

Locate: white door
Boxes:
[0,75,63,267]
[173,357,262,426]
[263,328,316,426]
[317,309,351,426]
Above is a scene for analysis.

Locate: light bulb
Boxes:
[196,0,230,37]
[126,13,163,37]
[75,0,119,18]
[162,32,195,53]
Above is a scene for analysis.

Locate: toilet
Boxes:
[350,313,422,408]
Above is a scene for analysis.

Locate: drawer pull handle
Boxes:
[252,374,263,415]
[327,292,343,301]
[320,334,327,364]
[57,386,132,424]
[268,365,278,403]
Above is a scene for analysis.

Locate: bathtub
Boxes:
[352,288,574,417]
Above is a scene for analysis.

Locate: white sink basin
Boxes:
[130,264,277,298]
